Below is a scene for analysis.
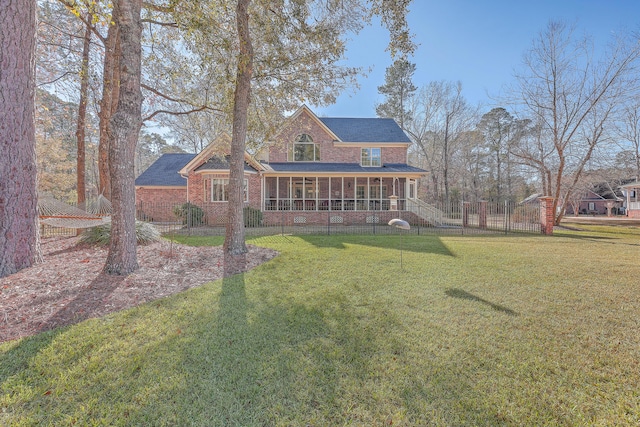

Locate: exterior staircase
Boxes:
[406,198,453,227]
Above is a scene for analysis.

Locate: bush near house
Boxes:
[173,202,205,227]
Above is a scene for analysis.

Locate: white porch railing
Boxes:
[629,201,640,210]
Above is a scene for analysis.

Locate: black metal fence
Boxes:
[39,200,541,238]
[145,200,541,237]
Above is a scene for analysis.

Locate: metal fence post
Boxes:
[503,200,507,234]
[187,202,191,235]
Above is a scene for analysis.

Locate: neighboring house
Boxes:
[564,189,623,216]
[135,105,427,224]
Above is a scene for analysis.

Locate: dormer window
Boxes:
[289,133,320,162]
[361,147,381,167]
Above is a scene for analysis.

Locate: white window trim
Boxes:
[361,147,381,167]
[289,133,320,162]
[205,175,249,202]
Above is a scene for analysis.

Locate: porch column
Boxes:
[389,195,398,210]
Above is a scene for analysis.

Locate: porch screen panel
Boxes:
[331,178,342,198]
[277,177,290,199]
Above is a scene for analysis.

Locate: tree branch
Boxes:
[56,0,107,45]
[37,71,77,87]
[141,18,178,27]
[142,83,197,104]
[143,105,211,122]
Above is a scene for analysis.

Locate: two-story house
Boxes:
[135,105,427,225]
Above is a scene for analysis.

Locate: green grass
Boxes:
[2,229,640,426]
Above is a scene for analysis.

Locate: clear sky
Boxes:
[314,0,640,118]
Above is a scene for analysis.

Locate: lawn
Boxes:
[2,226,639,426]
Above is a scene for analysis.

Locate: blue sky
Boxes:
[315,0,640,118]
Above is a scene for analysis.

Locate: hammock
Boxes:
[39,194,112,229]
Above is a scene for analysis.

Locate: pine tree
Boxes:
[376,59,417,129]
[0,0,41,278]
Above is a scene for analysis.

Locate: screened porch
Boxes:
[263,176,416,211]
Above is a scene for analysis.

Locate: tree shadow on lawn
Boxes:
[1,257,515,425]
[298,234,455,257]
[445,288,518,316]
[0,328,63,386]
[553,231,640,246]
[128,253,414,424]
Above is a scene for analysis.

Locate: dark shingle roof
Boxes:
[266,162,425,174]
[194,155,258,173]
[135,153,195,186]
[318,117,411,143]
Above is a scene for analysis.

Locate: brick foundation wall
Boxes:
[135,187,187,222]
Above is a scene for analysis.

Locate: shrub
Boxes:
[243,206,263,227]
[173,202,205,227]
[80,221,161,246]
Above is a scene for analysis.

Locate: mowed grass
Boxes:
[2,227,640,426]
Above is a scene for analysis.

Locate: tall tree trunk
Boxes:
[104,0,143,275]
[76,13,92,209]
[0,0,41,278]
[224,0,253,257]
[98,20,120,200]
[443,114,451,204]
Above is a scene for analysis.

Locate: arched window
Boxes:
[289,133,320,161]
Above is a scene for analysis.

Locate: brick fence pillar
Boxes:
[462,202,470,227]
[479,200,487,229]
[538,196,555,235]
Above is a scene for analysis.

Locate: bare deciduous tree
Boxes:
[406,81,478,204]
[508,21,640,224]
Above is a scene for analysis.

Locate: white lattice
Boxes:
[366,215,380,224]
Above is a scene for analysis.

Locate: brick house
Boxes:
[135,105,427,224]
[564,189,624,216]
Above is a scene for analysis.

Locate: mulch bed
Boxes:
[0,237,278,343]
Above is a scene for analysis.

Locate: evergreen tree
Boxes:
[0,0,40,278]
[376,58,417,129]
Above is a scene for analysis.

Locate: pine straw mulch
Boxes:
[0,237,278,343]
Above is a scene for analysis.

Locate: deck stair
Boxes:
[406,198,455,227]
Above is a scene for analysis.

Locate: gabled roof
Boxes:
[194,155,259,173]
[280,105,411,145]
[319,117,411,144]
[135,153,195,187]
[179,132,264,175]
